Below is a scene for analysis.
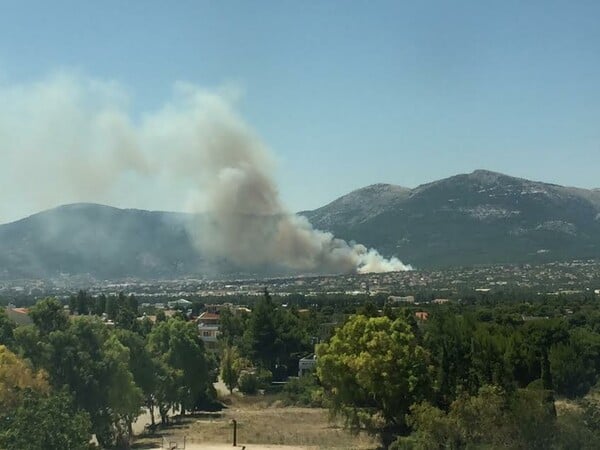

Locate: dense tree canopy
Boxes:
[147,317,214,414]
[0,390,91,450]
[317,315,431,434]
[0,345,48,411]
[0,308,15,346]
[242,290,309,379]
[4,286,600,448]
[2,297,217,449]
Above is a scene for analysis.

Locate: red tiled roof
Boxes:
[198,312,220,320]
[415,311,429,320]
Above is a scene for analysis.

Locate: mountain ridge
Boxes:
[1,170,600,279]
[302,170,600,268]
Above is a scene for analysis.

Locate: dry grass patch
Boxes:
[135,394,377,450]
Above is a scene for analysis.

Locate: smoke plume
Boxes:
[0,72,411,274]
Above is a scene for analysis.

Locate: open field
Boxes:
[134,394,378,450]
[146,445,338,450]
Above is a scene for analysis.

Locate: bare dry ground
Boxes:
[134,394,377,450]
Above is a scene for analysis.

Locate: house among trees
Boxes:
[298,353,317,377]
[4,306,32,325]
[197,311,220,350]
[388,295,415,304]
[415,311,429,321]
[167,298,193,309]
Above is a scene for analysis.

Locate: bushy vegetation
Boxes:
[4,286,600,449]
[238,371,260,395]
[315,292,600,448]
[0,297,216,449]
[278,375,323,407]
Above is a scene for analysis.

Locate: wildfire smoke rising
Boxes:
[0,73,411,274]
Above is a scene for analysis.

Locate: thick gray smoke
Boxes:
[0,73,411,274]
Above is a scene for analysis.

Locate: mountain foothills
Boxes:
[1,170,600,279]
[0,205,206,279]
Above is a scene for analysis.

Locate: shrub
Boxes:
[256,368,273,389]
[238,371,259,395]
[280,375,323,407]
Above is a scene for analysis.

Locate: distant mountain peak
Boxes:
[468,169,508,180]
[303,170,600,268]
[351,183,410,194]
[2,170,600,279]
[470,169,506,177]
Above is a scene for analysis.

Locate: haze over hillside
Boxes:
[303,170,600,268]
[1,170,599,280]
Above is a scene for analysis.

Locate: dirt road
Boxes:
[151,445,317,450]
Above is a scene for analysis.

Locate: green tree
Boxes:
[317,315,431,438]
[504,332,537,388]
[32,317,142,449]
[243,290,308,378]
[243,290,279,370]
[357,300,379,317]
[468,326,512,392]
[382,302,396,320]
[405,386,557,450]
[116,329,160,426]
[148,318,214,414]
[12,325,48,368]
[219,308,245,346]
[126,294,139,315]
[28,298,68,335]
[424,314,475,406]
[105,295,118,321]
[0,345,49,411]
[549,328,600,398]
[238,371,259,395]
[156,309,167,322]
[152,358,180,425]
[101,334,144,448]
[94,293,107,316]
[75,290,91,315]
[0,307,15,346]
[68,294,77,315]
[220,345,245,393]
[0,390,91,450]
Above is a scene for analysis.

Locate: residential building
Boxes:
[197,311,220,350]
[168,298,193,309]
[298,353,317,377]
[415,311,429,321]
[388,295,415,304]
[4,307,32,325]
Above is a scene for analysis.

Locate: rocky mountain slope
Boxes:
[1,170,599,279]
[302,170,600,268]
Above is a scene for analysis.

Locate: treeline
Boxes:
[0,297,215,450]
[218,290,313,385]
[0,289,316,449]
[4,287,600,449]
[314,296,600,449]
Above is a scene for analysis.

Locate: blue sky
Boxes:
[1,0,599,219]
